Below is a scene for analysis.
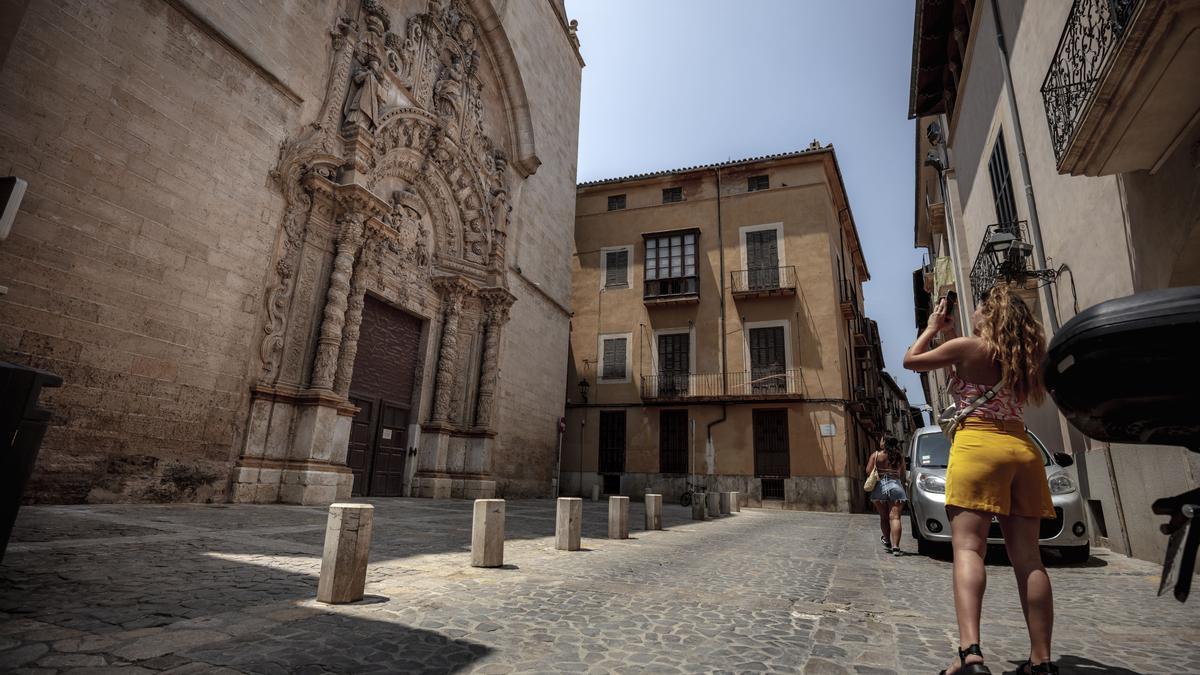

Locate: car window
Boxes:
[913,429,1053,468]
[914,433,951,468]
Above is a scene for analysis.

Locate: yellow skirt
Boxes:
[944,418,1056,519]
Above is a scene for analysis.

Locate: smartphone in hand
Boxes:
[945,290,958,317]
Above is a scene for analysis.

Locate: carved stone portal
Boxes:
[233,0,529,506]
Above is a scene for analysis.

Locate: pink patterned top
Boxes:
[948,373,1024,421]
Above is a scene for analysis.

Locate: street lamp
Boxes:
[578,377,590,404]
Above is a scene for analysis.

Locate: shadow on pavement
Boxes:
[1000,655,1143,675]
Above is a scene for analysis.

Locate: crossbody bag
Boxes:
[937,380,1003,442]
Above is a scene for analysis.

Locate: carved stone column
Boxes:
[333,236,381,397]
[311,213,366,391]
[475,288,515,429]
[430,276,473,423]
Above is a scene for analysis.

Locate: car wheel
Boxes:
[1059,544,1090,564]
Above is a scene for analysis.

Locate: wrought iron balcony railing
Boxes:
[640,369,803,401]
[730,266,797,296]
[1041,0,1142,163]
[969,220,1033,303]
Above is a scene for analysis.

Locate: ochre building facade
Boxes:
[565,147,901,512]
[0,0,583,504]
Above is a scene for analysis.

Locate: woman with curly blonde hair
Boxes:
[904,283,1057,675]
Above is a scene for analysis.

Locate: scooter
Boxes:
[1043,286,1200,601]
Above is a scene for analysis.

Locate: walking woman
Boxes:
[903,283,1057,675]
[866,436,907,556]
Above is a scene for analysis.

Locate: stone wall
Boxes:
[0,0,582,504]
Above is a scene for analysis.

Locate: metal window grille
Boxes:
[607,194,626,211]
[753,408,790,477]
[662,187,683,204]
[987,131,1019,229]
[747,175,769,192]
[601,337,626,379]
[659,410,688,474]
[604,249,628,288]
[598,411,626,474]
[761,478,785,500]
[602,474,621,495]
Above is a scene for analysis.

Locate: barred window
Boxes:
[607,194,626,211]
[662,187,683,204]
[747,175,769,192]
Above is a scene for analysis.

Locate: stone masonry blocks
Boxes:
[555,497,582,551]
[608,496,629,539]
[316,503,373,604]
[471,499,505,568]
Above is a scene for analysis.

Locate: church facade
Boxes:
[0,0,582,504]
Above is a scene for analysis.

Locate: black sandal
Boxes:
[1017,660,1058,674]
[938,644,991,675]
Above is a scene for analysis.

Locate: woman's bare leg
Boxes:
[999,514,1053,665]
[945,507,990,673]
[889,501,904,549]
[874,501,890,543]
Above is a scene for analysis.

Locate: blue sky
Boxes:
[565,0,928,407]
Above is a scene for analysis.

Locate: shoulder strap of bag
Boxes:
[952,380,1003,426]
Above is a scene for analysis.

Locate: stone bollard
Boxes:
[719,492,732,516]
[691,494,706,520]
[591,484,600,502]
[644,493,663,530]
[730,491,741,512]
[317,503,374,604]
[471,499,505,568]
[555,497,582,551]
[608,496,629,539]
[706,491,721,519]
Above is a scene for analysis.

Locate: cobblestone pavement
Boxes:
[2,498,1197,674]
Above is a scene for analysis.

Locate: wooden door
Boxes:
[346,296,423,497]
[746,229,779,289]
[753,408,790,478]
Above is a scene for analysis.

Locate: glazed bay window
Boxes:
[644,229,698,300]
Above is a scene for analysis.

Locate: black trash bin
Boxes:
[1,361,62,562]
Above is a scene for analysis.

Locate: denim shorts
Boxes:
[870,476,907,503]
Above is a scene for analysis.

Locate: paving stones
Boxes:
[1,499,1198,673]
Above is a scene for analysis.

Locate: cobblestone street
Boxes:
[1,499,1197,674]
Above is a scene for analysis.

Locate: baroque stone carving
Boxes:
[474,287,515,429]
[430,275,476,422]
[310,213,367,391]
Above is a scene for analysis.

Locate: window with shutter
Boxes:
[657,332,689,396]
[662,187,683,204]
[745,229,780,290]
[599,411,626,473]
[601,337,627,380]
[748,326,786,393]
[659,410,688,474]
[747,175,769,192]
[607,194,626,211]
[604,249,629,288]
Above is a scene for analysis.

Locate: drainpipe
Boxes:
[715,168,728,392]
[988,0,1060,332]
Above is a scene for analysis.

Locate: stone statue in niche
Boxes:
[344,50,387,129]
[433,54,466,123]
[415,222,430,267]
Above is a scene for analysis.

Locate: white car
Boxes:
[906,424,1091,562]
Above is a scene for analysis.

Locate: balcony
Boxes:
[969,221,1033,302]
[640,369,803,402]
[730,266,797,299]
[839,279,859,320]
[644,276,699,305]
[1041,0,1200,176]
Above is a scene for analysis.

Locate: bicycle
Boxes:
[678,480,705,507]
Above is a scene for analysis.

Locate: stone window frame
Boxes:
[597,332,633,384]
